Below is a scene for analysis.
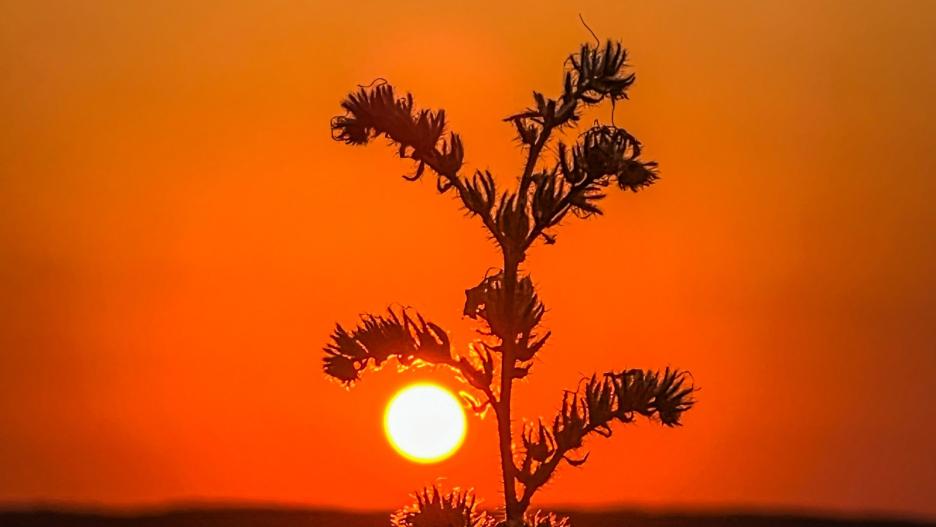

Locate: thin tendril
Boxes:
[578,14,600,46]
[357,77,388,89]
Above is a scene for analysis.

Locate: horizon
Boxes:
[3,499,933,524]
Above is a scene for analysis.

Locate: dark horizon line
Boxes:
[0,499,932,525]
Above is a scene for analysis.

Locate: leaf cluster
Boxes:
[323,307,498,411]
[506,41,635,133]
[504,40,658,248]
[515,369,694,509]
[463,272,549,379]
[392,487,494,527]
[331,84,465,191]
[329,41,659,255]
[323,308,449,385]
[391,485,572,527]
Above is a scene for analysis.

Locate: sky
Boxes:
[1,0,935,520]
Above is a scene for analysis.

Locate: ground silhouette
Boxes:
[1,507,931,527]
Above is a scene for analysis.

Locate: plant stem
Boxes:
[498,118,554,525]
[497,250,520,524]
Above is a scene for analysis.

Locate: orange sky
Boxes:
[1,0,935,520]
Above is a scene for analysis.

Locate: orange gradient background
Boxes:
[1,0,935,520]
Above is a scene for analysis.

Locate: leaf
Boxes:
[330,83,464,180]
[321,307,453,385]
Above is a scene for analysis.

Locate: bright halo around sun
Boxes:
[384,383,467,463]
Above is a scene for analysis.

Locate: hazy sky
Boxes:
[1,0,935,520]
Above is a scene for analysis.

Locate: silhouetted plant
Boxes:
[325,39,696,527]
[392,487,495,527]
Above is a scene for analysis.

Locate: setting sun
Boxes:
[384,383,467,464]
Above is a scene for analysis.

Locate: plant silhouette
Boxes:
[325,39,696,527]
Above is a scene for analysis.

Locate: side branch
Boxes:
[515,369,696,512]
[330,84,504,246]
[321,307,497,411]
[502,41,661,251]
[524,126,658,249]
[507,41,637,206]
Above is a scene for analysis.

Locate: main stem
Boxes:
[497,250,521,524]
[499,126,553,525]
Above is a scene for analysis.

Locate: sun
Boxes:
[384,383,467,463]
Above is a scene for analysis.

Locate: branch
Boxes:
[322,307,496,410]
[516,368,696,511]
[506,40,637,159]
[501,41,647,251]
[322,307,450,384]
[524,125,659,248]
[331,83,505,245]
[331,84,459,175]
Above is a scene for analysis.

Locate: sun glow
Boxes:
[384,383,467,463]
